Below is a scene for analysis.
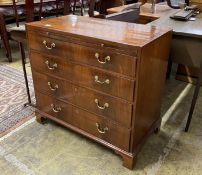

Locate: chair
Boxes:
[6,0,44,106]
[0,0,70,62]
[72,0,85,16]
[0,0,44,62]
[169,35,202,132]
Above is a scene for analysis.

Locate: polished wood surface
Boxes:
[30,51,135,101]
[28,32,138,77]
[27,15,172,169]
[26,15,171,47]
[36,92,131,151]
[33,71,133,127]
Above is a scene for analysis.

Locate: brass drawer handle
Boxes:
[94,75,110,84]
[48,82,58,91]
[96,123,108,134]
[51,104,61,113]
[43,40,56,50]
[94,99,109,110]
[45,60,57,70]
[95,53,110,64]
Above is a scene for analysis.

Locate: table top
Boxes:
[0,0,56,6]
[148,12,202,39]
[107,3,179,19]
[26,15,171,48]
[107,3,202,38]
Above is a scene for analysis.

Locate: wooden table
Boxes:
[148,10,202,83]
[107,3,179,24]
[108,3,202,83]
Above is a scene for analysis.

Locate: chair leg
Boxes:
[185,61,202,132]
[73,0,76,14]
[0,14,12,62]
[55,0,59,17]
[19,42,34,107]
[88,0,96,17]
[81,0,84,16]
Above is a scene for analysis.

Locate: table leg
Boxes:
[185,61,202,132]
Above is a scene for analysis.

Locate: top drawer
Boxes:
[27,32,137,77]
[28,33,70,59]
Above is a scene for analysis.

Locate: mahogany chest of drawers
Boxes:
[26,15,172,170]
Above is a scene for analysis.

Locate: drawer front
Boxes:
[28,32,137,77]
[69,45,137,77]
[36,92,130,151]
[72,85,132,127]
[32,71,73,101]
[72,107,130,151]
[28,33,70,59]
[36,92,73,121]
[33,72,132,127]
[30,52,134,101]
[30,51,72,77]
[71,64,134,101]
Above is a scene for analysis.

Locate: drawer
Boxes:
[36,92,73,123]
[71,64,134,101]
[36,92,130,151]
[28,33,71,59]
[72,107,130,151]
[30,52,134,101]
[69,45,137,77]
[30,51,72,77]
[33,72,132,127]
[32,71,73,101]
[28,32,137,77]
[71,85,132,127]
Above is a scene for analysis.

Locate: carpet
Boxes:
[0,64,35,137]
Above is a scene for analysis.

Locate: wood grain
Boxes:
[27,15,172,169]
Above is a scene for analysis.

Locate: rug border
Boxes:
[0,64,35,138]
[0,114,35,138]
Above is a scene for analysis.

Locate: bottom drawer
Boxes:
[36,92,131,151]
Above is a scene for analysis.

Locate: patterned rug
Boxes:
[0,64,35,137]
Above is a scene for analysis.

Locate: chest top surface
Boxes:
[26,15,171,47]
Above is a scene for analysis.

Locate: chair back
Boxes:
[12,0,43,27]
[105,8,140,23]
